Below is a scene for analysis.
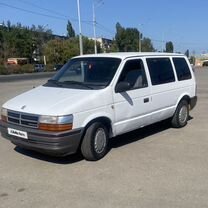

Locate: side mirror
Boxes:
[115,81,131,93]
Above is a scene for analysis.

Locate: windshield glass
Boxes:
[44,57,121,90]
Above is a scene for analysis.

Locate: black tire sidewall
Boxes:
[90,123,109,160]
[176,100,189,127]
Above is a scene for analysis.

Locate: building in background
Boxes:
[89,37,113,52]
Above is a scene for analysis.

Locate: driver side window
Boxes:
[118,59,148,90]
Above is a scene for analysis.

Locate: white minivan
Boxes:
[0,53,197,161]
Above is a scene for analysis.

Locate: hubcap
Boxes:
[179,105,188,124]
[94,128,107,154]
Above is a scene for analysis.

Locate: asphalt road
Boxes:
[0,71,55,83]
[0,69,208,208]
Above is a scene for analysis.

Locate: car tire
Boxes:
[171,100,189,128]
[81,122,109,161]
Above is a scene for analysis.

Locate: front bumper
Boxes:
[0,120,84,156]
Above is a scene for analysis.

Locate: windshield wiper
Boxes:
[61,81,94,89]
[47,79,62,86]
[48,79,57,83]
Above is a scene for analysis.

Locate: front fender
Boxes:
[73,107,115,135]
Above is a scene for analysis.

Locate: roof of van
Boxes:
[74,52,185,60]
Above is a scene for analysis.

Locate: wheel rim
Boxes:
[179,105,188,124]
[94,128,107,154]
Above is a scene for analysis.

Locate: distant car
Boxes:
[202,61,208,67]
[53,64,63,71]
[34,64,45,72]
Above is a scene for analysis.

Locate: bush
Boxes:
[0,65,8,75]
[0,64,54,75]
[0,64,34,75]
[6,64,22,74]
[45,64,54,72]
[21,64,34,73]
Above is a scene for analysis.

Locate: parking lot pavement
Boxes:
[0,69,208,208]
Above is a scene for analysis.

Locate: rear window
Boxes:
[173,58,192,81]
[146,58,175,85]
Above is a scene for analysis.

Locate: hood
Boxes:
[3,86,110,116]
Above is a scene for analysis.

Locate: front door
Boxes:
[113,58,152,136]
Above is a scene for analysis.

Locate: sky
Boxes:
[0,0,207,54]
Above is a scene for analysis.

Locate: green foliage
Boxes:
[165,41,174,53]
[43,36,98,64]
[45,64,54,72]
[21,64,34,73]
[67,21,75,38]
[0,20,174,75]
[0,64,34,75]
[6,64,22,74]
[0,65,7,75]
[43,38,79,64]
[115,22,155,52]
[105,40,118,53]
[0,21,53,63]
[83,37,101,54]
[141,38,155,52]
[115,23,140,51]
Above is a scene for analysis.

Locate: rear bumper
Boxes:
[0,121,84,156]
[190,96,197,110]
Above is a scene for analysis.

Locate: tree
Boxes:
[67,20,75,38]
[185,49,189,58]
[0,21,55,63]
[115,22,140,51]
[141,38,155,52]
[115,23,126,51]
[165,41,174,53]
[115,22,155,52]
[43,36,97,64]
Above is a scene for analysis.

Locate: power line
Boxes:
[0,2,91,24]
[0,1,115,38]
[96,22,115,36]
[0,2,67,21]
[18,0,70,19]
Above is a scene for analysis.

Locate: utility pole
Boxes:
[161,33,165,52]
[77,0,83,55]
[92,1,97,54]
[138,23,143,52]
[92,0,103,54]
[139,32,142,52]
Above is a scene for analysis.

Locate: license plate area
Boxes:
[8,128,28,139]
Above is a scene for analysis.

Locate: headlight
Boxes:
[39,115,73,131]
[1,108,8,122]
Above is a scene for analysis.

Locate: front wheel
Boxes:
[171,100,189,128]
[81,122,109,161]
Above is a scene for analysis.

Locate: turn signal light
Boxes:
[39,123,72,132]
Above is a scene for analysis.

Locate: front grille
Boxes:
[7,110,39,128]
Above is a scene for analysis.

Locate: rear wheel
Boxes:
[171,100,189,128]
[81,122,109,161]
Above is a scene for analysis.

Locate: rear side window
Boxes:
[146,58,175,85]
[173,58,192,81]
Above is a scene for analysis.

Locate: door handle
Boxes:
[144,98,149,103]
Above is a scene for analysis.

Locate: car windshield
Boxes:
[44,57,121,90]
